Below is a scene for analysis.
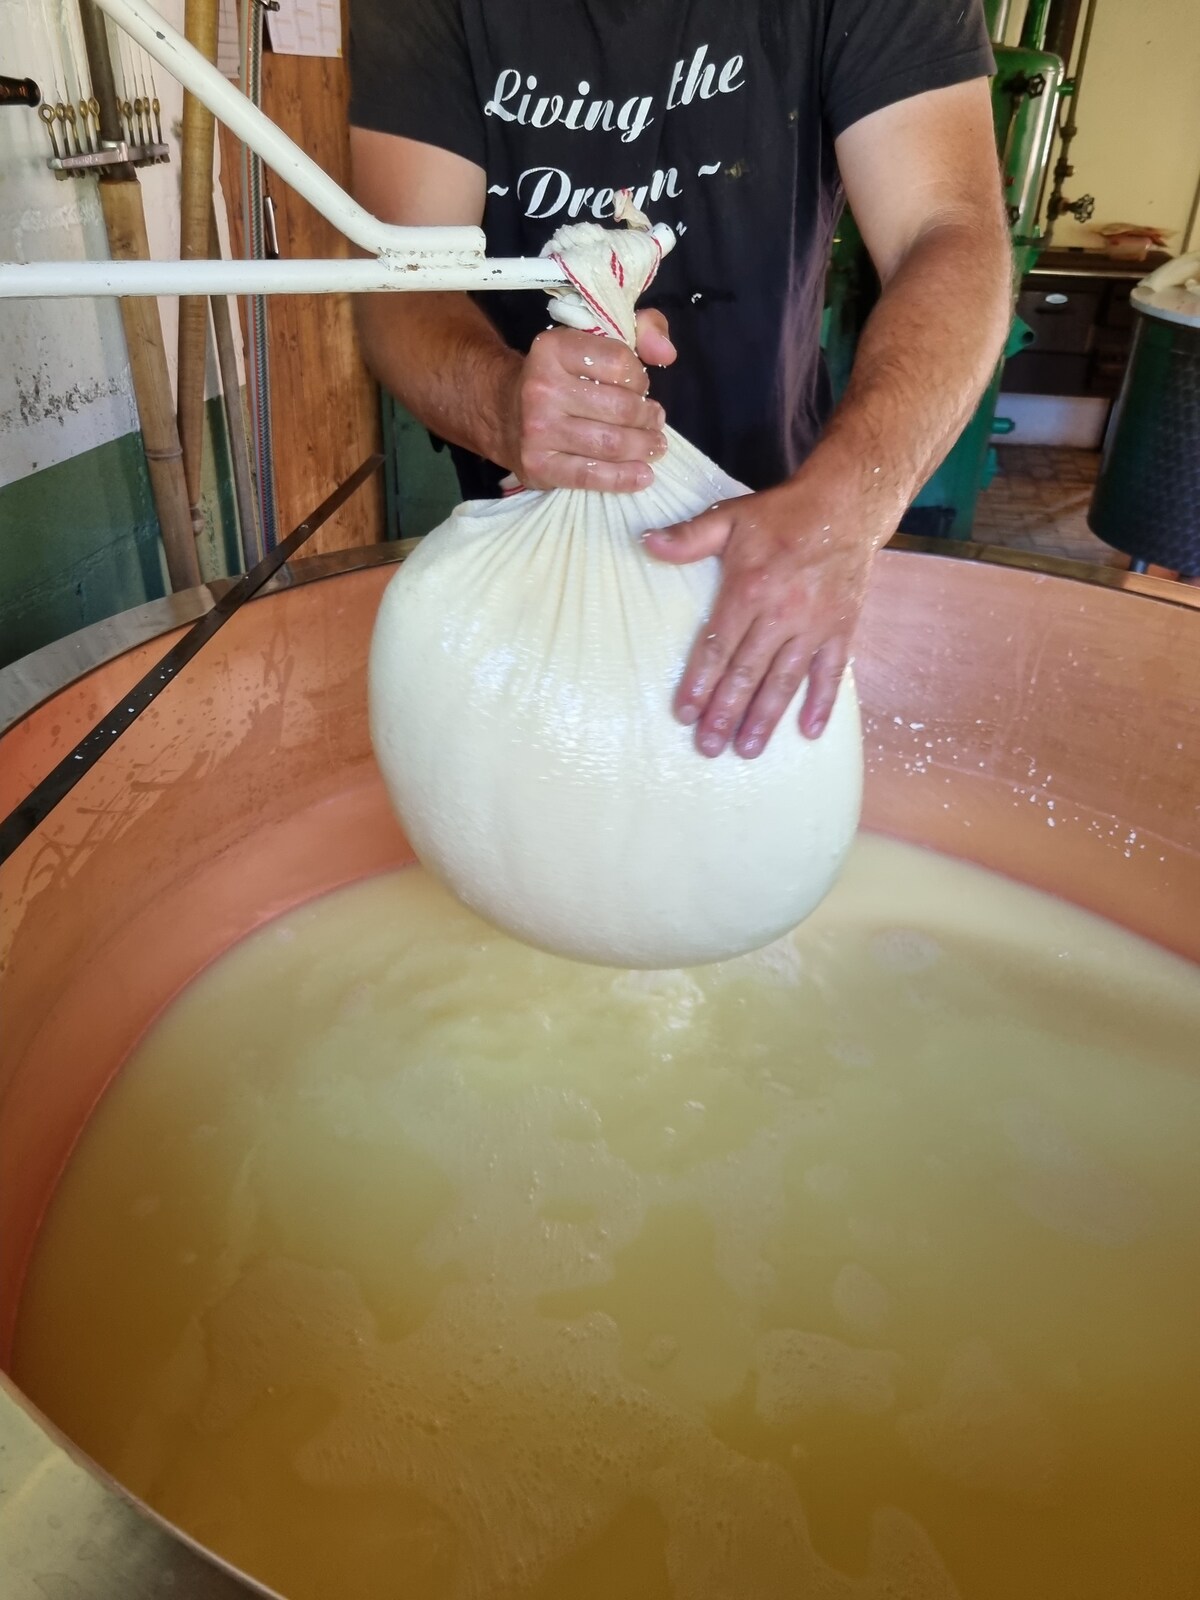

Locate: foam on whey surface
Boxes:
[14,836,1200,1599]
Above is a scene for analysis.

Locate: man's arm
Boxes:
[350,128,672,492]
[645,78,1011,756]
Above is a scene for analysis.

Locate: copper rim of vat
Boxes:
[0,538,1197,1597]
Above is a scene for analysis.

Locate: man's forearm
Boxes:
[356,292,521,468]
[805,217,1013,535]
[357,291,667,494]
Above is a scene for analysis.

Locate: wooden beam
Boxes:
[99,179,202,591]
[217,43,384,556]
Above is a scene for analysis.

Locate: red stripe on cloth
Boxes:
[549,251,626,341]
[640,236,664,295]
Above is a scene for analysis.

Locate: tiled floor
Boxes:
[972,445,1120,567]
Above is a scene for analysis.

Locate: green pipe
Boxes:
[995,46,1066,238]
[1044,0,1099,239]
[982,0,1011,41]
[1020,0,1053,50]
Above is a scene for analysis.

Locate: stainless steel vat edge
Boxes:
[0,1372,279,1599]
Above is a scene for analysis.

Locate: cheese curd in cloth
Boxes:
[368,200,862,967]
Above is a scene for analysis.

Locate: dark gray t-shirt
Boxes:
[349,0,993,496]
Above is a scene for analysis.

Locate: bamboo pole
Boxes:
[177,0,220,537]
[78,0,199,591]
[98,182,202,590]
[209,206,260,569]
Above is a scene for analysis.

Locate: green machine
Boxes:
[822,0,1070,538]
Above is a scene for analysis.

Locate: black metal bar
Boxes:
[1043,0,1100,238]
[77,0,125,145]
[0,454,384,867]
[1045,0,1086,66]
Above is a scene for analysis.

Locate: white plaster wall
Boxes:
[0,0,240,488]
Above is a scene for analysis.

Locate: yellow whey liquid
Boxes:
[13,836,1200,1600]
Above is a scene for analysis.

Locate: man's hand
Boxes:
[645,75,1009,760]
[350,132,678,488]
[645,458,895,758]
[500,311,676,493]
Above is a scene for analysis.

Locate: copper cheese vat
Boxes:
[1,541,1197,1597]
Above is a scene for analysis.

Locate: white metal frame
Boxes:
[0,0,671,300]
[1131,252,1200,330]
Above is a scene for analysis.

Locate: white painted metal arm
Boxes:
[0,0,667,300]
[7,257,574,299]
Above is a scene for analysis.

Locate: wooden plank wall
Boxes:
[218,40,383,555]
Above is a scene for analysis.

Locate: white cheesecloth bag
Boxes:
[368,199,863,968]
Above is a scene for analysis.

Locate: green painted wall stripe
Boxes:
[1,396,243,670]
[0,429,164,669]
